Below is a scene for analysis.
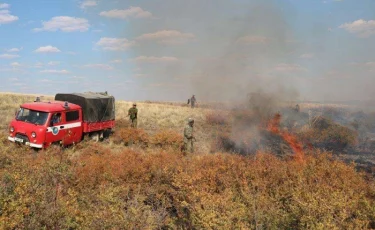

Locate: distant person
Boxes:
[190,95,197,108]
[295,104,300,112]
[183,118,195,153]
[128,103,138,128]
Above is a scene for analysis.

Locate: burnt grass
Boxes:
[317,108,375,175]
[218,130,293,157]
[215,106,375,176]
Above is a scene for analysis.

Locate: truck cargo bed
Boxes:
[55,92,115,123]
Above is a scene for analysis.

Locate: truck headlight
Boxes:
[10,127,14,133]
[31,132,36,138]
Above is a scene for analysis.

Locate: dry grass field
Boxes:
[0,93,218,152]
[1,92,375,229]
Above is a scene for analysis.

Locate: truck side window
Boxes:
[51,113,61,126]
[66,110,79,122]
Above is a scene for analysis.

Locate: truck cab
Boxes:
[8,101,83,148]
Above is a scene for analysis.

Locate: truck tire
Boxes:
[92,132,100,142]
[103,129,112,138]
[82,133,89,141]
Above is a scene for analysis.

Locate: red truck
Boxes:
[8,92,115,149]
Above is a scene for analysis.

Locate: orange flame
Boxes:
[267,113,305,163]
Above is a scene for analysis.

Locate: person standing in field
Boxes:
[128,103,138,128]
[295,104,300,113]
[190,95,197,108]
[184,118,195,153]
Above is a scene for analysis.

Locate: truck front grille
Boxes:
[15,133,30,144]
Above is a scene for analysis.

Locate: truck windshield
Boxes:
[16,108,49,125]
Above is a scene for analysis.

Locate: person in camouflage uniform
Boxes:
[190,95,196,108]
[184,118,195,153]
[128,103,138,128]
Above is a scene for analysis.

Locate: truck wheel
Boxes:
[92,132,99,142]
[103,129,112,139]
[82,133,89,141]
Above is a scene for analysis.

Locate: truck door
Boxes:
[46,112,66,145]
[63,110,82,145]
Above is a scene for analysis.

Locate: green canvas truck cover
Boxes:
[55,92,115,122]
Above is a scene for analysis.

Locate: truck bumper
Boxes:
[8,136,43,148]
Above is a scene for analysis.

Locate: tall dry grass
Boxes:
[1,92,375,229]
[1,135,375,229]
[0,93,216,152]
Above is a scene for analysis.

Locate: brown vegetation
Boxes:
[1,93,375,229]
[151,129,184,150]
[205,110,230,126]
[298,116,358,151]
[116,128,150,147]
[1,137,375,229]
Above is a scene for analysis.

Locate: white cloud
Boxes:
[0,3,10,9]
[35,46,61,53]
[34,16,90,32]
[339,19,375,38]
[48,61,60,65]
[40,69,70,74]
[274,63,307,72]
[0,53,19,59]
[10,62,21,67]
[7,47,22,52]
[83,64,113,70]
[99,6,152,19]
[236,35,269,44]
[92,29,102,33]
[96,37,135,51]
[111,59,122,63]
[0,4,18,24]
[136,30,195,44]
[80,0,97,9]
[129,56,179,63]
[8,77,18,81]
[300,53,314,59]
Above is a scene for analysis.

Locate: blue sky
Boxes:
[1,0,375,102]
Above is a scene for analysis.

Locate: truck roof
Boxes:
[21,101,81,113]
[68,92,111,99]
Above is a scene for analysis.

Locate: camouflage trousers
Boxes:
[184,140,194,153]
[130,118,137,128]
[191,103,195,108]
